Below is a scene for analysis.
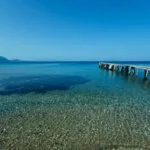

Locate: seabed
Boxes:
[0,89,150,150]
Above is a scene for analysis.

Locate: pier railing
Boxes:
[99,62,150,80]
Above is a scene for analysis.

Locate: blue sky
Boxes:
[0,0,150,61]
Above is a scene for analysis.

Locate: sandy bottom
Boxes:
[0,90,150,150]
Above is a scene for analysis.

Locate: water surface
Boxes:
[0,62,150,149]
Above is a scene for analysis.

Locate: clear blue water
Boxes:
[0,62,150,149]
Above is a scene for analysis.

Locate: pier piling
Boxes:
[144,69,149,80]
[125,66,129,75]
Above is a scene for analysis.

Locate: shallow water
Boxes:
[0,62,150,150]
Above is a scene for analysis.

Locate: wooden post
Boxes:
[121,66,124,73]
[109,64,112,70]
[106,64,109,70]
[144,69,149,80]
[111,65,115,71]
[125,66,129,75]
[113,65,116,71]
[99,62,101,68]
[115,66,118,72]
[136,68,138,76]
[103,64,106,69]
[130,67,135,76]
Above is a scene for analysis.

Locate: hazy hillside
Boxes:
[0,56,21,63]
[0,56,10,62]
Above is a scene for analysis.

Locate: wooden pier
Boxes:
[99,62,150,80]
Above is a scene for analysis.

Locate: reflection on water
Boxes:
[103,69,150,88]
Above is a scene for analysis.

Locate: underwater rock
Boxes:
[0,75,89,95]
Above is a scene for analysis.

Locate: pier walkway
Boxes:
[99,62,150,80]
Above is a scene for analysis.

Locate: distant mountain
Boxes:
[0,56,21,63]
[0,56,10,63]
[11,59,21,62]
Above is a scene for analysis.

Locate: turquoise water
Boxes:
[0,62,150,149]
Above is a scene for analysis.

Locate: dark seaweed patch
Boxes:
[0,75,89,95]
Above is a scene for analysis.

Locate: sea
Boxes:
[0,61,150,150]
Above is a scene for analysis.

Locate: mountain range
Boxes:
[0,56,20,63]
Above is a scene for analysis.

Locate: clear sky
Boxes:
[0,0,150,61]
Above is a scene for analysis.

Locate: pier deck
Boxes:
[99,62,150,80]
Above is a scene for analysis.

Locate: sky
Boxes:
[0,0,150,61]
